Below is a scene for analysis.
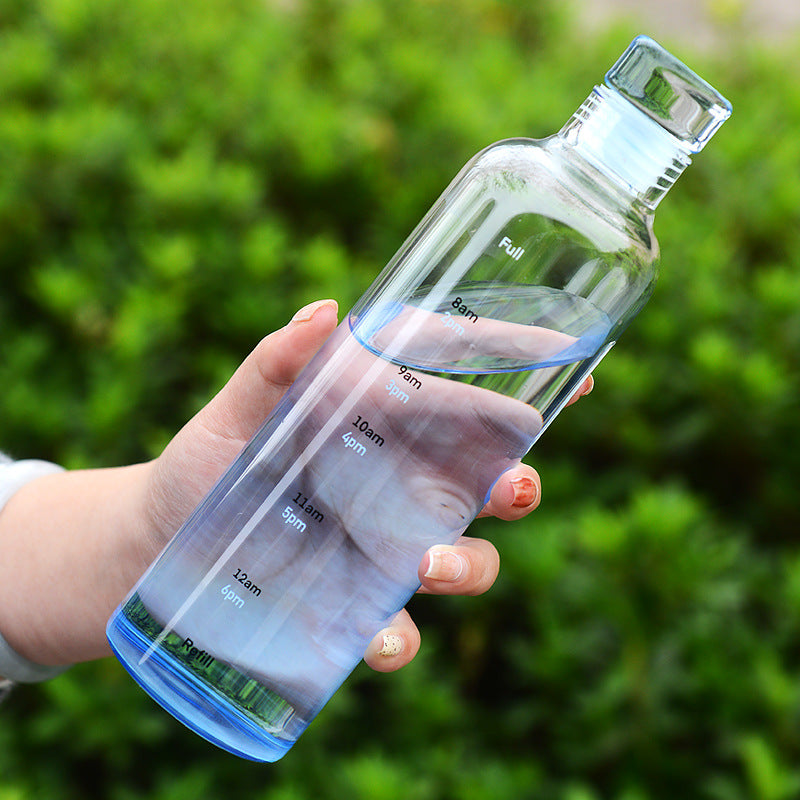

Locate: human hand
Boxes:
[0,299,590,671]
[145,299,593,673]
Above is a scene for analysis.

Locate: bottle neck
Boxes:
[560,85,694,210]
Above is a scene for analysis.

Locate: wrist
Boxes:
[0,462,158,666]
[0,628,70,683]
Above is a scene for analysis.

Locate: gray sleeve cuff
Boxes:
[0,456,71,683]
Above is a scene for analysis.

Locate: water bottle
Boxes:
[107,36,731,761]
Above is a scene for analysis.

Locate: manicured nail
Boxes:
[510,476,537,508]
[378,634,405,657]
[291,299,338,323]
[424,546,467,582]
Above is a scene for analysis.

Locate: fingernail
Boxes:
[581,375,595,396]
[424,546,467,582]
[510,476,537,508]
[378,634,405,657]
[291,299,338,323]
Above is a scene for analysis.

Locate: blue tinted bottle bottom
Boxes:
[107,598,303,762]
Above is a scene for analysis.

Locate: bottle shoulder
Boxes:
[464,138,657,259]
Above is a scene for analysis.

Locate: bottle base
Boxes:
[107,609,297,762]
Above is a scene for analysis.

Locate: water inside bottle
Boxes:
[353,283,612,374]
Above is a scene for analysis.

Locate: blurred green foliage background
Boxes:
[1,0,800,798]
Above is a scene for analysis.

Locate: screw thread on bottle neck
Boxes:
[561,85,693,210]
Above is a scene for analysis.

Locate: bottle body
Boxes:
[107,137,657,761]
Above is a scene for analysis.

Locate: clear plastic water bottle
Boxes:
[107,36,731,761]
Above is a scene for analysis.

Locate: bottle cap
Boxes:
[605,35,732,153]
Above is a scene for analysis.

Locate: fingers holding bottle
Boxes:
[477,464,542,521]
[363,610,421,673]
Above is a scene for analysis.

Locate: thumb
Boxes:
[196,299,339,444]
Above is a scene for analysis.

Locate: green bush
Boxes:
[2,1,800,798]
